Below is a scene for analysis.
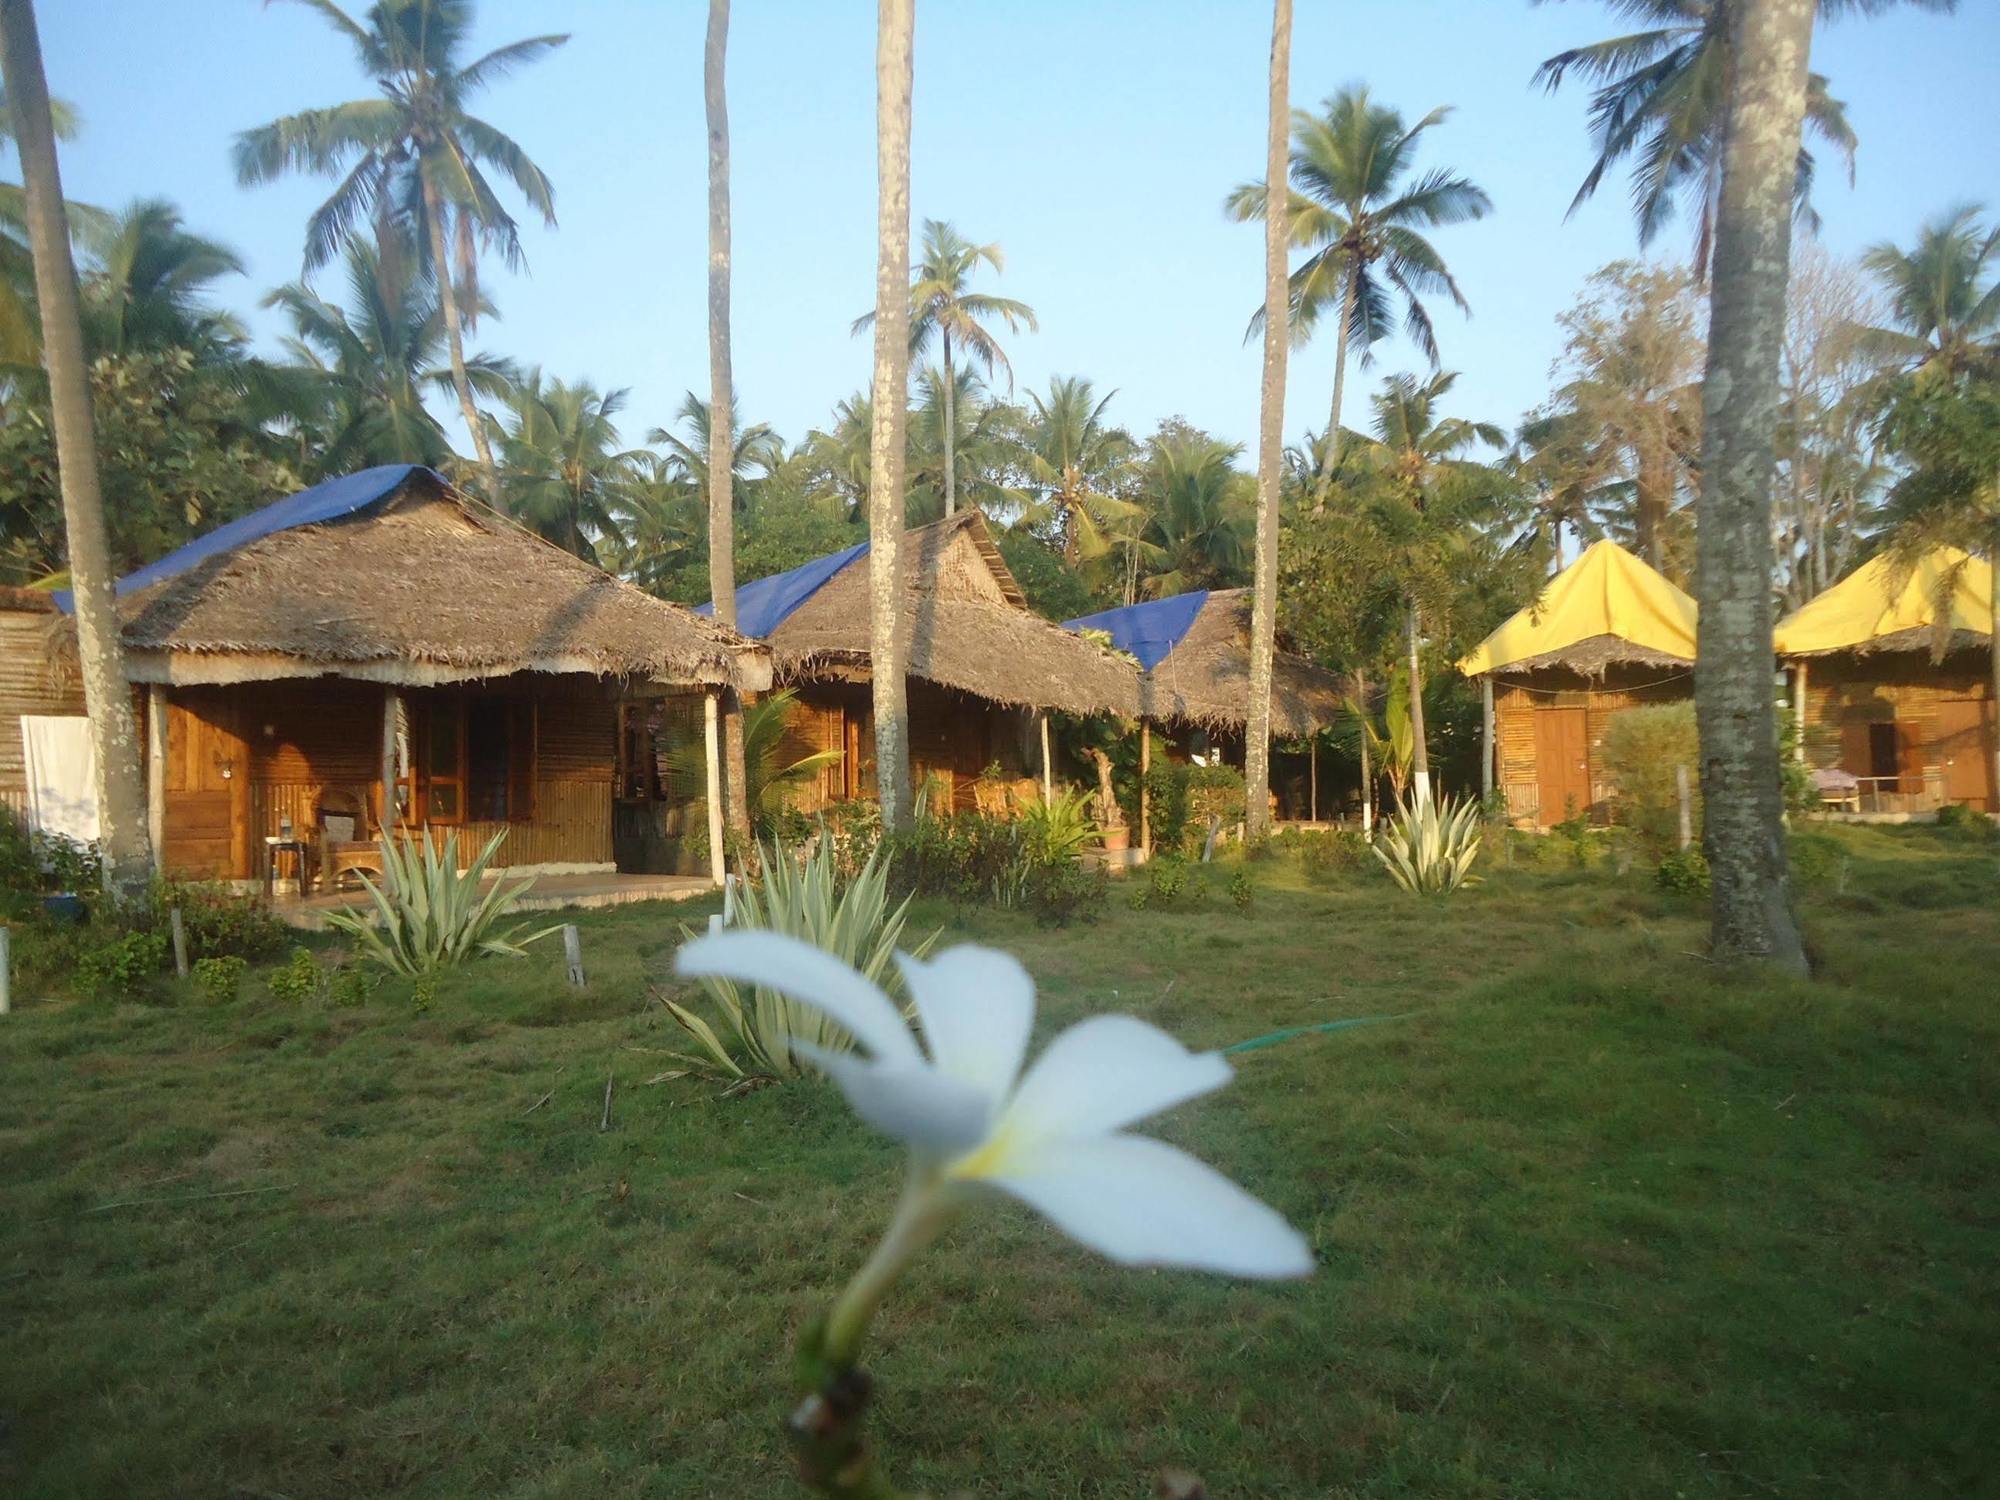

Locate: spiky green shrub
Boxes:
[324,830,558,976]
[1373,794,1484,896]
[1017,785,1096,863]
[664,836,934,1080]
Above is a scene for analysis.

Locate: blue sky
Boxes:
[32,1,1999,456]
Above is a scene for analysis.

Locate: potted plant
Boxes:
[1088,750,1129,853]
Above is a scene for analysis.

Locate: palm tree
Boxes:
[1226,85,1491,490]
[267,237,510,472]
[1244,0,1294,839]
[854,218,1036,517]
[662,688,843,834]
[803,391,875,519]
[0,0,151,894]
[906,363,1019,522]
[605,451,704,592]
[492,370,639,562]
[78,198,245,358]
[1349,371,1508,795]
[1138,433,1253,598]
[1533,0,1956,278]
[703,0,749,848]
[1017,376,1142,569]
[1855,204,1999,380]
[1,85,103,365]
[234,0,568,500]
[1690,0,1816,973]
[866,0,916,835]
[648,392,780,518]
[1510,410,1610,570]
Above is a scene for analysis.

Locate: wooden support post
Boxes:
[1040,713,1053,802]
[1,925,10,1015]
[1480,675,1495,802]
[380,687,401,835]
[169,907,189,978]
[146,684,167,874]
[1792,659,1808,761]
[1309,734,1319,824]
[1139,720,1152,858]
[1676,764,1693,851]
[704,692,726,887]
[562,923,586,989]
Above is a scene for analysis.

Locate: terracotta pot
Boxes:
[1101,825,1131,853]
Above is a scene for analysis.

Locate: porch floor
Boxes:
[276,871,716,931]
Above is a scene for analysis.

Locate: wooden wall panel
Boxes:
[1799,649,1993,809]
[1491,665,1694,827]
[0,609,86,804]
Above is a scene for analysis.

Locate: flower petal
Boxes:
[897,945,1036,1106]
[981,1133,1314,1279]
[674,931,920,1064]
[796,1043,993,1153]
[998,1014,1232,1150]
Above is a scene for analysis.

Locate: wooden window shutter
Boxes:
[509,699,536,822]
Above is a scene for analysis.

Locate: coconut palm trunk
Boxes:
[418,170,500,500]
[939,329,955,517]
[1,0,151,898]
[1693,0,1812,972]
[1315,265,1358,494]
[1990,537,1999,804]
[1243,0,1292,841]
[1405,603,1430,805]
[704,0,751,850]
[867,0,915,833]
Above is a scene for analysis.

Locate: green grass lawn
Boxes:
[3,823,1997,1498]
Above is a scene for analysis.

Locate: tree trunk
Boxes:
[1990,537,1999,808]
[1,0,151,899]
[705,0,751,850]
[1693,0,1812,973]
[1314,265,1357,497]
[867,0,915,833]
[940,330,955,518]
[419,169,501,501]
[1242,0,1292,842]
[1636,437,1669,571]
[1406,602,1430,805]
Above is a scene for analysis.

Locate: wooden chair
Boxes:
[317,788,386,891]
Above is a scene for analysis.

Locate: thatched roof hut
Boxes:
[1457,539,1698,679]
[88,465,768,691]
[711,511,1141,717]
[1064,588,1346,736]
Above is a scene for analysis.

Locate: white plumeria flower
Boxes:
[674,931,1313,1299]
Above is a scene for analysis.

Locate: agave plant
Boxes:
[664,834,935,1080]
[323,829,560,975]
[1373,793,1483,896]
[1017,785,1097,863]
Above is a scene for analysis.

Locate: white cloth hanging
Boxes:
[20,715,98,846]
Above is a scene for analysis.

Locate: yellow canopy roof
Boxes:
[1457,539,1698,675]
[1773,546,1993,656]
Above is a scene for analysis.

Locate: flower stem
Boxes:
[822,1171,952,1367]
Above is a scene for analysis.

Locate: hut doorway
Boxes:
[1533,706,1590,826]
[1936,698,1996,810]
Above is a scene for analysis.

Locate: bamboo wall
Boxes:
[1493,664,1694,827]
[1797,649,1995,811]
[0,605,86,819]
[777,679,1033,815]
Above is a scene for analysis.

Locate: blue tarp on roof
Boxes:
[54,463,432,613]
[1063,590,1209,670]
[697,540,870,639]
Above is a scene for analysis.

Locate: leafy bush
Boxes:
[191,955,247,1004]
[149,878,287,963]
[888,811,1043,908]
[1142,762,1193,853]
[1229,868,1255,911]
[1186,764,1246,843]
[0,809,102,916]
[1025,859,1107,928]
[1934,802,1997,841]
[1299,829,1369,882]
[1602,703,1699,845]
[268,946,321,1002]
[324,830,558,975]
[1139,856,1191,909]
[665,836,934,1080]
[1374,795,1483,896]
[1655,846,1710,896]
[76,929,169,999]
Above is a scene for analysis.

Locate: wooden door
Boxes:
[164,691,249,878]
[1935,699,1996,811]
[1533,707,1590,826]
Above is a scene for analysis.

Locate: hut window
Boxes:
[423,699,464,823]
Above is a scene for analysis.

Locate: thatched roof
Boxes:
[111,469,769,691]
[755,511,1142,718]
[1125,588,1346,736]
[1487,631,1696,677]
